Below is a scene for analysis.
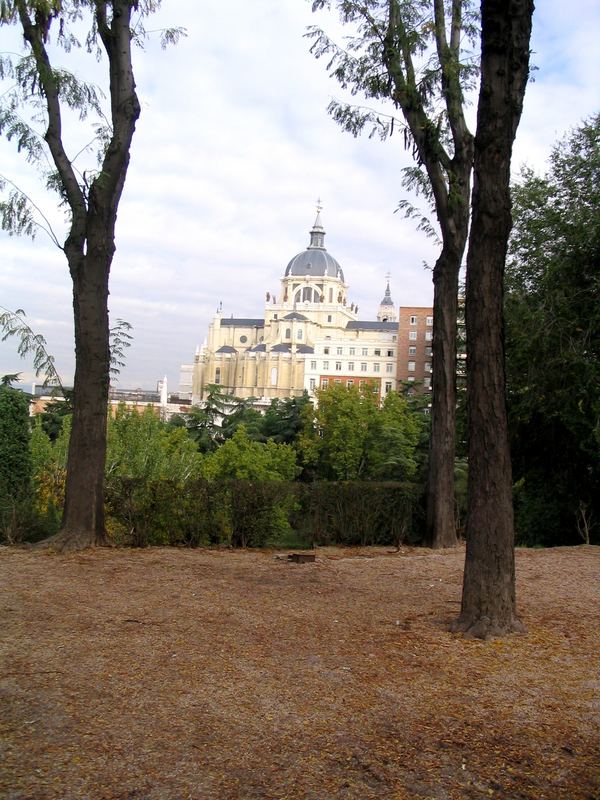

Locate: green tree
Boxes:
[182,385,234,452]
[453,0,533,638]
[0,383,33,540]
[220,398,266,442]
[309,0,478,546]
[299,383,379,480]
[261,393,312,445]
[364,390,423,481]
[505,115,600,546]
[200,425,298,483]
[0,2,182,551]
[106,406,202,483]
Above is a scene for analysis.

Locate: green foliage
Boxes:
[106,405,202,483]
[506,115,600,546]
[200,425,299,482]
[0,384,34,541]
[261,393,312,445]
[294,481,417,547]
[182,384,234,452]
[109,319,133,382]
[220,399,265,442]
[298,384,423,482]
[0,307,63,389]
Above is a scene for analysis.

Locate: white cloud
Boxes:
[1,0,598,391]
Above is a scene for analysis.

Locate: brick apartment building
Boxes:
[397,306,434,390]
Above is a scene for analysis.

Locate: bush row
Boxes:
[104,478,421,549]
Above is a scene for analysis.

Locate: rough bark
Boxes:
[19,1,141,552]
[453,0,534,637]
[424,243,461,547]
[384,0,474,548]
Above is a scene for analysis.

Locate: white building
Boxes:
[181,208,401,404]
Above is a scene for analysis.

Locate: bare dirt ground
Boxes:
[1,544,599,800]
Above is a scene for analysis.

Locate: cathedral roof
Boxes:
[220,318,264,327]
[346,321,399,332]
[215,345,237,353]
[296,344,315,354]
[283,312,308,321]
[271,343,292,352]
[284,209,344,281]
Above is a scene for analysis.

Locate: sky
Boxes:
[1,0,599,392]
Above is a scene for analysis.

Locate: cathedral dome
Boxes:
[284,209,344,282]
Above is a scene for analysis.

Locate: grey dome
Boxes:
[285,249,344,280]
[284,209,344,281]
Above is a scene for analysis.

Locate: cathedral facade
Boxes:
[180,210,404,404]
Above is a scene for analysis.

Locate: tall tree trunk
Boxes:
[56,244,112,550]
[425,176,472,549]
[453,0,534,638]
[425,245,459,547]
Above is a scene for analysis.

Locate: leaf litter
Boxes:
[0,543,598,799]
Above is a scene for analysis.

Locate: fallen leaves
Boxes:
[0,544,598,799]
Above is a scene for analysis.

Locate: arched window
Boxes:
[285,328,291,339]
[270,367,278,386]
[297,328,303,340]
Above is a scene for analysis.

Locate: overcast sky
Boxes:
[1,1,599,391]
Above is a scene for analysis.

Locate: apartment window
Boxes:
[362,348,368,356]
[323,361,329,370]
[407,376,415,382]
[408,361,416,372]
[309,378,316,391]
[335,361,342,371]
[409,346,416,356]
[334,379,342,385]
[386,363,393,373]
[337,347,343,355]
[425,347,432,357]
[424,377,431,389]
[410,315,417,325]
[321,378,329,388]
[310,360,317,371]
[348,362,355,371]
[349,347,356,356]
[360,362,368,372]
[359,380,365,388]
[387,349,394,357]
[426,316,433,326]
[409,331,417,341]
[347,379,354,388]
[425,331,433,341]
[384,381,393,394]
[374,348,381,356]
[323,347,330,355]
[425,362,432,373]
[373,363,380,373]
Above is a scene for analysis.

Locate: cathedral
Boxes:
[179,208,405,404]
